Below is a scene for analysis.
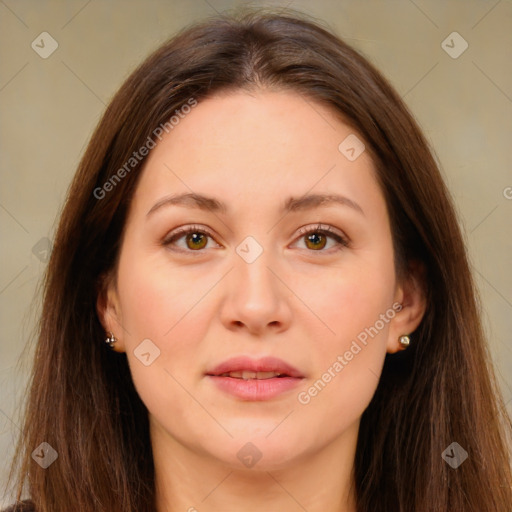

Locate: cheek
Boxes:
[302,249,396,351]
[115,253,214,435]
[115,246,215,392]
[116,245,211,342]
[294,250,395,416]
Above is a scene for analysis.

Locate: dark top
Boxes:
[2,501,35,512]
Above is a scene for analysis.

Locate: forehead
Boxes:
[151,89,361,167]
[130,89,384,220]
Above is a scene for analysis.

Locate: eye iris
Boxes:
[186,232,207,250]
[305,232,327,250]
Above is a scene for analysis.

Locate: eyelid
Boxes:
[163,223,350,253]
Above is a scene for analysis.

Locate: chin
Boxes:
[203,429,308,471]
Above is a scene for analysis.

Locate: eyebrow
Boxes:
[146,192,364,217]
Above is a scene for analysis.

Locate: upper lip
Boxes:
[206,356,304,378]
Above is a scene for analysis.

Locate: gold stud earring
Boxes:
[399,335,410,348]
[105,331,117,349]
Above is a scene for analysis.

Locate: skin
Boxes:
[98,89,426,512]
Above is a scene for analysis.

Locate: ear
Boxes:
[387,260,427,354]
[96,272,126,353]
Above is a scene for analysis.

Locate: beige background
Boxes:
[1,0,511,503]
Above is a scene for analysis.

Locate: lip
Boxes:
[207,356,304,378]
[205,356,305,401]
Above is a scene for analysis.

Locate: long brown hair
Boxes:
[6,7,512,511]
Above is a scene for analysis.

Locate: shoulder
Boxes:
[2,501,35,512]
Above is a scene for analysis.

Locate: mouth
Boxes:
[205,356,304,401]
[216,370,288,380]
[206,355,304,378]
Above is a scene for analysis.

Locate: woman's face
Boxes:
[101,89,421,470]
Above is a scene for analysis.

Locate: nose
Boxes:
[219,245,293,336]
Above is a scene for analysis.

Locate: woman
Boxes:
[4,8,512,512]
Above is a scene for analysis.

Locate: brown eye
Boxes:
[295,224,349,253]
[304,231,327,250]
[184,232,208,250]
[164,226,216,252]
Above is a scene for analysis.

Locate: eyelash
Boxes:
[163,223,349,254]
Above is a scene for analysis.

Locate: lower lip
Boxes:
[206,375,303,400]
